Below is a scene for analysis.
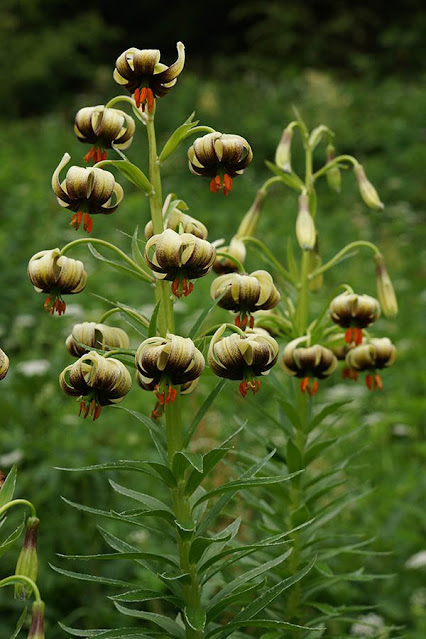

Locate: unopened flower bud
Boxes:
[66,322,130,357]
[28,600,45,639]
[329,292,381,345]
[275,126,293,172]
[374,254,398,317]
[136,334,204,405]
[188,132,253,195]
[213,237,246,274]
[15,517,39,599]
[354,164,384,211]
[52,153,124,233]
[296,194,316,251]
[114,42,185,112]
[59,352,132,420]
[325,144,341,193]
[211,270,280,329]
[145,229,216,297]
[208,325,279,397]
[0,348,9,379]
[28,248,87,316]
[74,105,135,163]
[282,339,338,395]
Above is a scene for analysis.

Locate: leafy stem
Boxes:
[308,240,381,280]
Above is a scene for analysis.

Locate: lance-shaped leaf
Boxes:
[113,602,185,638]
[265,160,305,189]
[97,159,153,194]
[0,465,17,509]
[49,563,133,588]
[183,379,227,448]
[108,480,174,521]
[131,226,146,269]
[189,518,241,565]
[114,407,167,463]
[0,518,25,558]
[109,589,181,605]
[173,451,203,481]
[59,622,154,637]
[56,459,175,489]
[159,113,200,163]
[88,244,149,282]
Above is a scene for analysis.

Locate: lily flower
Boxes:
[52,153,124,232]
[74,105,135,163]
[188,132,253,195]
[66,322,130,357]
[344,337,396,390]
[59,351,132,420]
[28,249,87,315]
[329,292,381,345]
[282,339,338,395]
[113,42,185,112]
[0,348,9,380]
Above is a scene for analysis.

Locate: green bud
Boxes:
[28,600,45,639]
[374,254,398,317]
[275,126,293,172]
[15,517,39,599]
[296,194,316,251]
[354,163,384,211]
[325,144,341,193]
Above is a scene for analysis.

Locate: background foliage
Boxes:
[0,1,425,637]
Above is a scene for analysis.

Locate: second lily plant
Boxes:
[15,40,398,637]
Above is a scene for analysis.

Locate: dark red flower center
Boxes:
[134,87,155,112]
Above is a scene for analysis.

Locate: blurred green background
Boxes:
[0,1,425,637]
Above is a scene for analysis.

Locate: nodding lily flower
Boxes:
[211,270,280,329]
[135,334,204,407]
[188,132,253,195]
[282,339,338,395]
[28,249,87,316]
[52,153,124,232]
[66,322,130,357]
[74,105,136,163]
[113,42,185,112]
[145,228,216,297]
[344,337,396,390]
[145,207,208,241]
[59,351,132,420]
[208,325,279,397]
[329,292,381,345]
[0,348,9,380]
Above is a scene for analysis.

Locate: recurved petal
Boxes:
[132,48,161,77]
[65,166,92,200]
[55,255,87,294]
[28,249,62,291]
[52,153,72,202]
[88,168,116,204]
[154,42,185,83]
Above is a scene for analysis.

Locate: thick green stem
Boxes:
[295,250,311,335]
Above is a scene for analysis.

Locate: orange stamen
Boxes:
[300,377,310,393]
[239,379,261,397]
[70,212,83,231]
[223,174,233,196]
[210,176,221,193]
[342,367,358,381]
[84,147,96,163]
[83,213,93,233]
[182,279,194,297]
[147,88,155,113]
[307,380,318,396]
[365,374,373,390]
[134,88,141,108]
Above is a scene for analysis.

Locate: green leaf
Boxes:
[189,518,241,565]
[0,465,17,508]
[99,160,153,194]
[49,563,132,587]
[185,446,230,496]
[172,451,203,481]
[55,459,175,488]
[113,602,185,638]
[9,605,27,639]
[305,437,338,465]
[0,518,24,557]
[115,408,167,463]
[207,619,320,638]
[206,579,266,622]
[108,480,174,518]
[193,471,303,507]
[187,292,227,340]
[286,238,299,281]
[148,300,161,338]
[58,551,178,566]
[184,607,206,632]
[286,438,302,473]
[97,525,178,567]
[265,160,305,189]
[277,398,301,429]
[131,226,146,269]
[308,401,350,430]
[159,114,200,163]
[206,548,293,609]
[88,244,148,282]
[109,589,181,605]
[183,379,227,447]
[59,622,153,638]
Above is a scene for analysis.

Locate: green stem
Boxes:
[98,307,150,328]
[0,499,37,519]
[312,154,358,181]
[60,238,153,281]
[240,236,294,284]
[0,576,41,602]
[294,250,311,335]
[215,251,245,273]
[105,95,137,110]
[308,240,381,280]
[187,125,216,136]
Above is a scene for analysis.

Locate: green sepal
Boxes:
[113,602,185,638]
[159,113,200,163]
[97,159,153,194]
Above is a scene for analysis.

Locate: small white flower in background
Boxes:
[17,359,51,376]
[351,613,385,637]
[405,550,426,569]
[0,449,24,466]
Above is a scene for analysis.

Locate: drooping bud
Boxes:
[188,132,253,195]
[345,337,396,391]
[59,352,132,420]
[135,334,204,405]
[52,153,124,232]
[329,292,381,345]
[0,348,9,379]
[211,270,280,329]
[208,325,279,396]
[213,237,246,274]
[354,164,384,211]
[74,105,135,163]
[325,144,341,193]
[275,126,293,173]
[28,248,87,316]
[65,322,130,357]
[144,206,208,241]
[296,194,316,251]
[145,229,216,297]
[374,254,398,317]
[282,339,338,395]
[14,517,39,599]
[27,600,45,639]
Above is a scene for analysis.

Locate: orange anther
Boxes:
[300,377,310,393]
[223,174,233,196]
